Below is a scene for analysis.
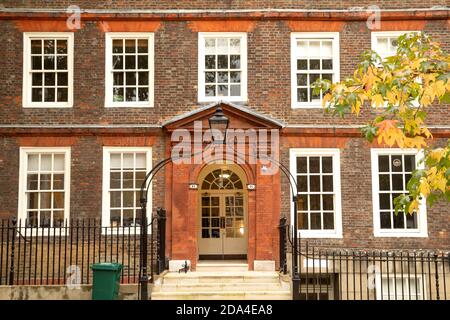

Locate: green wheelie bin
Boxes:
[91,263,122,300]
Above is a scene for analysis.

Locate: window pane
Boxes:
[310,175,320,192]
[310,212,321,230]
[113,88,124,102]
[378,156,390,172]
[32,56,42,70]
[230,85,240,96]
[44,56,55,70]
[28,155,39,171]
[32,73,43,86]
[310,194,320,210]
[297,59,307,70]
[40,174,51,190]
[217,71,228,83]
[44,73,55,86]
[406,212,418,229]
[44,88,55,102]
[230,55,240,69]
[40,192,51,209]
[110,154,121,168]
[56,88,67,102]
[31,40,42,54]
[32,88,42,102]
[110,210,121,227]
[53,192,64,209]
[323,212,334,229]
[28,193,38,209]
[380,212,391,228]
[138,55,148,69]
[297,73,307,86]
[57,72,68,86]
[205,55,215,69]
[56,56,67,70]
[123,209,133,226]
[113,72,124,85]
[56,40,67,54]
[379,174,390,191]
[217,55,228,69]
[309,157,320,173]
[138,88,149,101]
[44,40,55,54]
[138,72,148,85]
[113,55,123,69]
[309,59,320,70]
[123,154,134,169]
[298,195,308,211]
[41,155,52,171]
[40,211,51,228]
[404,155,415,172]
[322,195,334,210]
[297,88,308,102]
[230,38,240,53]
[125,39,136,53]
[379,193,391,210]
[53,174,64,189]
[112,39,123,53]
[298,212,308,229]
[126,72,136,85]
[297,175,307,192]
[205,72,215,83]
[123,172,133,188]
[27,174,39,190]
[392,174,403,190]
[297,157,307,173]
[137,39,148,53]
[110,191,121,208]
[125,55,136,69]
[322,157,332,173]
[393,211,405,229]
[125,88,136,101]
[205,85,215,96]
[218,85,228,96]
[322,59,333,69]
[322,175,333,192]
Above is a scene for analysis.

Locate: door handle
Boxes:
[220,217,225,229]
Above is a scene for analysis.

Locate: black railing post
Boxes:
[434,252,440,300]
[278,216,287,275]
[292,195,300,300]
[139,198,149,300]
[156,208,167,275]
[9,218,17,286]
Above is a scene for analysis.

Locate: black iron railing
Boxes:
[291,237,450,300]
[0,216,167,286]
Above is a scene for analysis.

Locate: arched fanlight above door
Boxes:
[201,168,243,190]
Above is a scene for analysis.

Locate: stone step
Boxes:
[151,290,291,300]
[161,272,281,284]
[196,263,249,272]
[153,281,289,292]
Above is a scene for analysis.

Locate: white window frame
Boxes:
[18,147,71,231]
[104,32,154,108]
[102,147,152,234]
[198,32,248,103]
[290,32,340,109]
[23,32,74,108]
[375,273,427,300]
[371,148,428,237]
[289,148,343,238]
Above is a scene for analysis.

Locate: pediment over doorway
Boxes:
[162,101,284,132]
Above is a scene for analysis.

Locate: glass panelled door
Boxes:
[198,167,247,259]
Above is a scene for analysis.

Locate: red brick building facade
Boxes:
[0,2,449,273]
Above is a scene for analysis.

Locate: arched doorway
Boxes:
[198,164,248,260]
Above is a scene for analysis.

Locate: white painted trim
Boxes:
[104,32,154,108]
[22,32,74,108]
[370,148,428,238]
[289,148,343,238]
[198,32,248,103]
[290,32,340,109]
[18,147,71,230]
[102,147,152,233]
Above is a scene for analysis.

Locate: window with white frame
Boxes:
[105,33,154,107]
[290,149,342,238]
[291,33,340,108]
[18,148,71,228]
[23,33,73,108]
[371,31,418,59]
[371,149,427,237]
[376,275,426,300]
[198,33,247,102]
[102,148,151,228]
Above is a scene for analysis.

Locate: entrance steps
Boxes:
[151,263,291,300]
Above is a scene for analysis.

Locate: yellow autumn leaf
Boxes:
[372,94,384,108]
[418,178,431,197]
[408,200,419,214]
